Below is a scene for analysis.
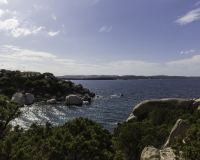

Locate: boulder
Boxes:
[24,93,35,105]
[160,147,176,160]
[47,99,57,104]
[45,75,51,81]
[140,119,191,160]
[163,119,191,148]
[195,98,200,105]
[141,146,176,160]
[140,146,160,160]
[66,95,83,105]
[82,94,91,101]
[21,90,25,94]
[11,92,24,107]
[127,98,197,122]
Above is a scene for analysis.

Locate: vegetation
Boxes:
[0,94,124,160]
[171,110,200,160]
[0,78,199,160]
[112,108,197,160]
[0,70,70,98]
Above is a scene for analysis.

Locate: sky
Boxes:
[0,0,200,76]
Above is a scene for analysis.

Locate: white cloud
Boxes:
[180,50,195,54]
[166,55,200,69]
[48,30,60,36]
[185,49,195,54]
[99,26,112,32]
[11,28,31,37]
[51,14,56,20]
[32,27,45,34]
[0,0,7,4]
[99,26,107,32]
[0,45,57,61]
[0,9,5,17]
[195,1,200,6]
[0,18,19,30]
[0,18,45,37]
[106,26,112,32]
[174,8,200,25]
[5,10,19,15]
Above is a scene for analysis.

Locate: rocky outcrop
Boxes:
[11,92,24,107]
[5,72,95,106]
[47,99,57,104]
[195,98,200,105]
[127,98,198,122]
[141,146,176,160]
[66,95,83,105]
[141,146,160,160]
[163,119,191,149]
[24,93,35,105]
[141,119,191,160]
[82,94,91,101]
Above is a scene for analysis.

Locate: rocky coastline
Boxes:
[125,98,200,160]
[0,70,95,106]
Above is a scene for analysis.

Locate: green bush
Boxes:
[24,81,33,87]
[2,87,16,95]
[65,80,73,88]
[113,108,192,160]
[34,74,45,80]
[0,94,22,140]
[0,117,123,160]
[50,83,62,94]
[171,110,200,160]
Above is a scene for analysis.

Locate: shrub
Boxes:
[113,108,192,160]
[171,110,200,160]
[2,87,16,95]
[50,83,60,94]
[1,117,121,160]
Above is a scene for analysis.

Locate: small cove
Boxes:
[10,79,200,132]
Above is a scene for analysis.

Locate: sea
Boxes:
[10,79,200,133]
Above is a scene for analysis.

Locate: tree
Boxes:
[0,94,22,140]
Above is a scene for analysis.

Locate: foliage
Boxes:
[0,115,124,160]
[113,108,191,160]
[171,110,200,160]
[65,80,73,88]
[0,94,22,140]
[2,87,16,95]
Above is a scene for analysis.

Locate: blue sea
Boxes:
[10,79,200,132]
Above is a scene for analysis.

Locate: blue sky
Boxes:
[0,0,200,76]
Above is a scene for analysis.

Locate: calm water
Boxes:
[10,79,200,132]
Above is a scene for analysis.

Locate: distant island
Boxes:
[57,75,200,80]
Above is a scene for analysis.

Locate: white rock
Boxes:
[24,93,35,105]
[163,119,191,148]
[47,99,57,104]
[82,94,91,101]
[11,92,24,107]
[66,95,83,105]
